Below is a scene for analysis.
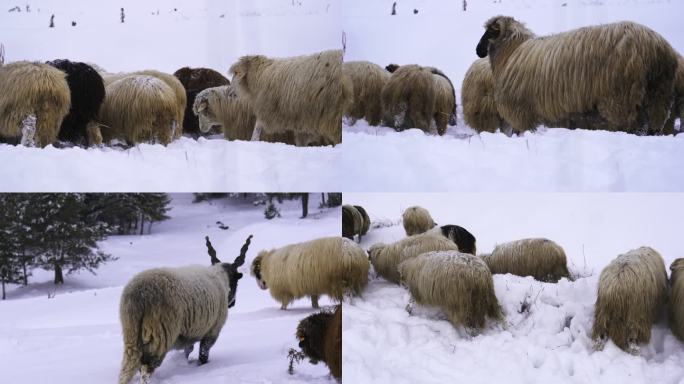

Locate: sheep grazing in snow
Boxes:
[402,206,436,236]
[173,67,230,137]
[118,235,253,384]
[462,58,505,133]
[381,64,436,133]
[342,205,370,242]
[250,237,363,309]
[426,224,477,255]
[426,66,457,134]
[229,50,350,146]
[192,85,256,141]
[476,16,678,136]
[342,237,370,296]
[399,250,503,332]
[46,59,105,146]
[669,258,684,341]
[342,60,390,126]
[296,305,342,381]
[369,232,459,284]
[664,55,684,135]
[99,75,178,145]
[0,61,70,147]
[481,238,570,283]
[592,246,667,354]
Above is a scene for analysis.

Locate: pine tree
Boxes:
[326,193,342,207]
[30,194,115,285]
[0,195,25,299]
[84,193,171,235]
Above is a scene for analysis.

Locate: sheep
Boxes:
[173,67,230,137]
[296,305,342,381]
[670,258,684,341]
[250,236,359,309]
[402,206,436,236]
[591,246,667,354]
[381,64,436,133]
[118,235,252,384]
[369,232,459,284]
[102,70,187,139]
[0,61,70,147]
[99,75,178,145]
[342,60,390,126]
[428,67,457,134]
[342,237,370,296]
[481,238,570,283]
[192,85,256,141]
[426,224,477,255]
[46,59,105,146]
[354,205,371,238]
[342,205,371,242]
[664,55,684,135]
[399,250,503,332]
[462,58,506,133]
[229,50,350,146]
[476,16,678,136]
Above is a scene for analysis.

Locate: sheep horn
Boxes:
[233,235,253,267]
[205,235,221,265]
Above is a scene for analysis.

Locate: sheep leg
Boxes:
[405,297,415,315]
[20,114,37,147]
[311,295,319,309]
[198,337,216,365]
[183,344,194,360]
[86,122,103,146]
[170,120,177,140]
[251,120,263,141]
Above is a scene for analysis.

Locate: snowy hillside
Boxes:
[0,0,343,191]
[0,194,341,383]
[342,193,684,383]
[340,0,684,191]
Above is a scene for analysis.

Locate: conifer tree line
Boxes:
[0,193,171,299]
[192,193,342,219]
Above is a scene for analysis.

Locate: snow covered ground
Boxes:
[340,0,684,191]
[0,194,340,383]
[0,0,343,191]
[342,193,684,383]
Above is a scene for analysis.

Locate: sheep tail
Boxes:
[118,302,144,384]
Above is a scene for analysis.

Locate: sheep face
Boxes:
[476,16,533,59]
[296,311,334,364]
[367,243,385,265]
[194,91,222,134]
[250,252,268,290]
[221,263,244,308]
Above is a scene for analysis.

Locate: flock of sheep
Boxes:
[118,234,365,384]
[343,204,684,355]
[346,16,683,136]
[0,49,348,148]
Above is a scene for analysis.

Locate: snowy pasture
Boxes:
[342,193,684,383]
[0,194,340,383]
[0,0,343,191]
[340,0,684,191]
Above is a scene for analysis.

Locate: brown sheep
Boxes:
[173,67,230,137]
[669,258,684,341]
[343,61,390,126]
[296,305,342,381]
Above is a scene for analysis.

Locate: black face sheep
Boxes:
[402,206,436,236]
[250,237,361,309]
[398,250,503,332]
[192,85,256,141]
[118,235,252,384]
[381,64,436,133]
[173,67,230,137]
[99,75,178,145]
[342,237,370,296]
[229,50,350,146]
[426,224,477,255]
[46,59,105,146]
[476,16,678,135]
[342,60,390,126]
[669,258,684,341]
[369,232,459,284]
[462,58,506,133]
[296,305,342,380]
[0,61,70,147]
[592,246,667,354]
[481,238,570,282]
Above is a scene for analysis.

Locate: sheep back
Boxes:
[399,250,503,331]
[353,205,371,236]
[381,64,436,133]
[342,237,370,296]
[669,258,684,341]
[402,206,436,236]
[342,60,389,126]
[484,238,570,282]
[462,58,504,133]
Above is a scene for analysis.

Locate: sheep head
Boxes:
[193,88,221,133]
[229,55,269,97]
[296,310,334,364]
[385,63,400,73]
[476,16,534,59]
[250,252,269,290]
[205,234,253,308]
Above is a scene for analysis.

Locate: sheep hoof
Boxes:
[627,340,640,355]
[20,114,37,147]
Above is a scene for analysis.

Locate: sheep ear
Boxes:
[233,235,253,267]
[196,99,208,113]
[236,272,243,280]
[206,236,221,265]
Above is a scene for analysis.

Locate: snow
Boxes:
[342,193,684,384]
[340,0,684,191]
[0,0,343,191]
[0,194,341,383]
